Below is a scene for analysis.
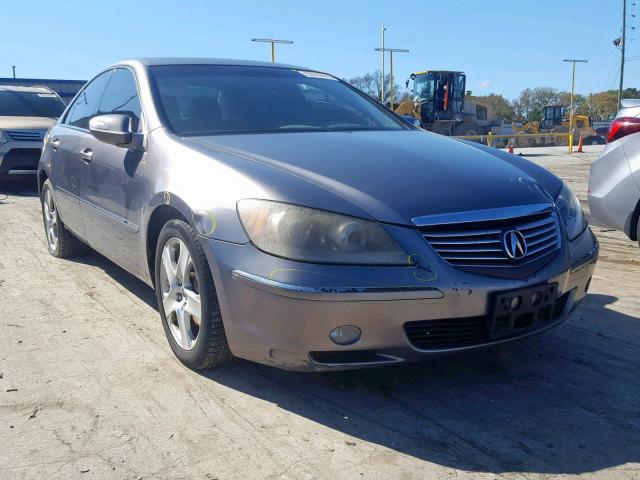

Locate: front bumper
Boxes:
[0,140,43,177]
[203,226,599,371]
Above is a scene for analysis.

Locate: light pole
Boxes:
[563,59,588,153]
[251,38,293,63]
[380,25,386,103]
[375,47,409,108]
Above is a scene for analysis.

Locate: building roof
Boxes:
[0,84,56,93]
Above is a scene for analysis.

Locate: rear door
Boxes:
[49,71,112,239]
[80,67,147,276]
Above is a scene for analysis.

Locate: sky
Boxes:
[1,0,637,100]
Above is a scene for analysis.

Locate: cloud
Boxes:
[476,80,491,89]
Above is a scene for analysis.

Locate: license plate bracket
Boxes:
[489,283,558,339]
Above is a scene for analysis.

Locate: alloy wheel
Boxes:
[159,237,202,350]
[43,189,58,251]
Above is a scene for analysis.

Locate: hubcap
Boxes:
[159,237,202,351]
[43,189,58,250]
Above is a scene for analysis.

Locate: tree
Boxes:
[511,87,587,123]
[578,88,640,121]
[348,70,406,104]
[475,93,515,121]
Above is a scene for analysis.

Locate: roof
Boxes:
[124,57,307,70]
[0,84,56,93]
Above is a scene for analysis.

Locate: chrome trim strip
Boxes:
[80,198,139,233]
[309,353,404,367]
[412,203,554,227]
[231,270,444,302]
[7,170,37,175]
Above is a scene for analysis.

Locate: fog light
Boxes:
[510,295,522,311]
[531,291,542,306]
[329,325,361,345]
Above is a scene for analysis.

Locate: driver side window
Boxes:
[64,71,112,130]
[97,68,142,131]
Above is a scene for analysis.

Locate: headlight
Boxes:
[237,199,408,265]
[0,129,8,146]
[555,183,586,241]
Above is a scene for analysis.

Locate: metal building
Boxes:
[0,77,86,104]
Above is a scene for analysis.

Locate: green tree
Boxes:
[578,88,640,120]
[476,93,515,121]
[347,70,405,103]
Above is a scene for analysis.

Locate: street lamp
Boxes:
[380,25,386,103]
[251,38,293,63]
[375,47,409,108]
[563,59,588,153]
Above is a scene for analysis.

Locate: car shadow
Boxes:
[193,293,640,476]
[48,237,640,475]
[0,177,39,201]
[68,250,157,310]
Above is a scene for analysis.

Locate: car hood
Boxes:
[0,116,57,130]
[188,130,561,225]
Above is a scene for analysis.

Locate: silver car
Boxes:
[589,99,640,245]
[38,58,598,371]
[0,85,66,182]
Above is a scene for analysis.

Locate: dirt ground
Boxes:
[1,145,639,480]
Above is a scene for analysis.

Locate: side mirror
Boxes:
[89,114,135,147]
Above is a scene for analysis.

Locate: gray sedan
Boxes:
[38,58,598,371]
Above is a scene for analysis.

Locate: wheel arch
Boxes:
[37,169,48,197]
[628,197,640,241]
[145,193,195,286]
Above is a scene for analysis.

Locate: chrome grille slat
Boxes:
[518,217,555,231]
[524,224,556,239]
[422,229,501,238]
[5,129,46,141]
[526,231,558,248]
[418,209,561,268]
[437,247,503,254]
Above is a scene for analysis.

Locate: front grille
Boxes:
[5,129,46,141]
[404,290,571,350]
[419,210,560,268]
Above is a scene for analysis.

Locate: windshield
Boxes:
[413,74,434,102]
[149,65,406,135]
[0,91,65,117]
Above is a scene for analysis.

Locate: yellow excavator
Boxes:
[512,105,602,147]
[395,70,495,136]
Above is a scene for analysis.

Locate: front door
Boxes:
[80,67,147,276]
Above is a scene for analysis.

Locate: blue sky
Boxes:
[1,0,636,99]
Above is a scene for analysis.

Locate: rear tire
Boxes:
[154,219,232,369]
[40,179,87,258]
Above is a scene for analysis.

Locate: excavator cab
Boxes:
[410,71,466,125]
[541,105,568,129]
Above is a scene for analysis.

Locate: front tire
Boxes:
[40,179,86,258]
[155,219,232,369]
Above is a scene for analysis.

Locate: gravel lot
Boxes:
[1,145,639,480]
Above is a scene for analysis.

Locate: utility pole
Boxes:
[380,25,386,103]
[375,47,409,109]
[564,59,588,153]
[618,0,627,107]
[11,66,16,79]
[251,38,293,63]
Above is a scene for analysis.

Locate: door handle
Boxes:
[51,138,60,151]
[81,148,93,163]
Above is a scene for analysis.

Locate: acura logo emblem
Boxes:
[503,230,527,259]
